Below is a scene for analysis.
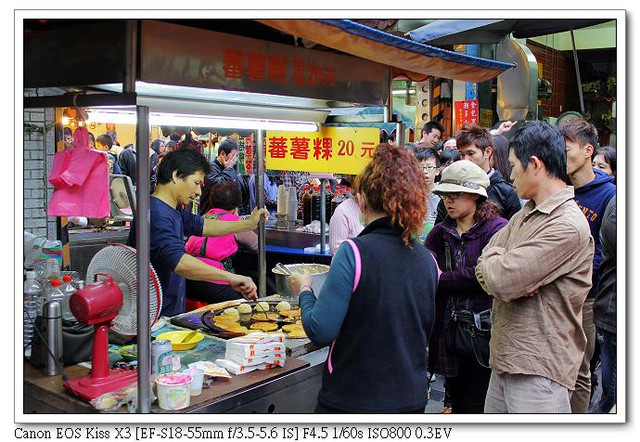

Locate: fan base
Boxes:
[64,369,139,401]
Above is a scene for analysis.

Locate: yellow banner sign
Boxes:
[265,127,380,174]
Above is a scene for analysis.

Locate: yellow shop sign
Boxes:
[265,127,379,174]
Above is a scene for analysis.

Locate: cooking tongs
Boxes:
[274,262,293,276]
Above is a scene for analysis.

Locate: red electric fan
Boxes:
[64,273,138,400]
[64,244,163,401]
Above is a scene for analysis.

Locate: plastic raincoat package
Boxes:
[47,126,110,218]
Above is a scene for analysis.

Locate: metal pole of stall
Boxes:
[125,19,151,414]
[135,105,151,413]
[320,179,326,253]
[570,28,586,117]
[124,20,137,95]
[396,122,405,146]
[256,130,266,298]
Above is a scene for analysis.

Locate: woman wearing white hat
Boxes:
[425,160,508,413]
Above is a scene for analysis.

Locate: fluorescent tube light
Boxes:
[85,110,137,125]
[85,110,319,132]
[392,89,416,95]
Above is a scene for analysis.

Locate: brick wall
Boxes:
[23,88,60,240]
[527,40,581,118]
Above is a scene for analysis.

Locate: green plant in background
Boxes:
[606,76,616,96]
[24,121,55,135]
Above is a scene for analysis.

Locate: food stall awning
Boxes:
[257,19,515,83]
[407,19,613,46]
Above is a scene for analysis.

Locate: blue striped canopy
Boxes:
[258,19,515,83]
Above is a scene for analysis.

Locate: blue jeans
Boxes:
[593,328,616,413]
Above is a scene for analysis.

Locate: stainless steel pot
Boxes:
[272,263,330,299]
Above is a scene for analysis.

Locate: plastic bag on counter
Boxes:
[187,361,231,379]
[298,220,329,234]
[24,231,62,270]
[89,381,156,413]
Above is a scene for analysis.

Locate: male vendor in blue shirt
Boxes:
[129,147,268,317]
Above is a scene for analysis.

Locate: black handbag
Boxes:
[441,242,492,368]
[445,307,491,368]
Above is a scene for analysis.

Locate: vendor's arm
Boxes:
[174,254,257,300]
[202,207,268,237]
[234,230,259,252]
[291,244,356,347]
[153,209,257,300]
[476,221,593,302]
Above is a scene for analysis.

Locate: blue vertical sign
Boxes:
[465,45,479,100]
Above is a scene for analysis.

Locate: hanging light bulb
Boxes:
[61,110,71,126]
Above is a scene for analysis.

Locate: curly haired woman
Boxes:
[288,143,439,413]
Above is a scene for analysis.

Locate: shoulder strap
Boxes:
[444,241,455,312]
[199,237,208,257]
[204,211,229,221]
[344,239,361,293]
[444,242,453,271]
[198,211,233,257]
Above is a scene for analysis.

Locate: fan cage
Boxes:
[86,244,162,337]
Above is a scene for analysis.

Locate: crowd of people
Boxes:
[67,117,617,414]
[290,118,617,414]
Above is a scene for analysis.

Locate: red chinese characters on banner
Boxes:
[247,52,266,82]
[244,134,254,158]
[223,48,244,79]
[292,58,306,86]
[313,138,333,161]
[223,47,337,88]
[268,55,286,84]
[290,137,310,160]
[322,68,336,87]
[266,128,378,174]
[307,65,322,86]
[268,136,288,159]
[454,99,480,132]
[244,134,254,173]
[360,142,375,158]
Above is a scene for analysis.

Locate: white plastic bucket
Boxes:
[155,372,192,410]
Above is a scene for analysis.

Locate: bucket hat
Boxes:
[433,160,489,198]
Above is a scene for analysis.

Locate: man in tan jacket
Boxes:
[476,121,594,413]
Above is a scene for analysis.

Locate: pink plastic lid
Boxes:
[156,372,192,386]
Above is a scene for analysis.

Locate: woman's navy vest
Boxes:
[318,217,438,412]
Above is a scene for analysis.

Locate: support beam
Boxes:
[256,130,266,298]
[135,105,151,414]
[570,28,586,116]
